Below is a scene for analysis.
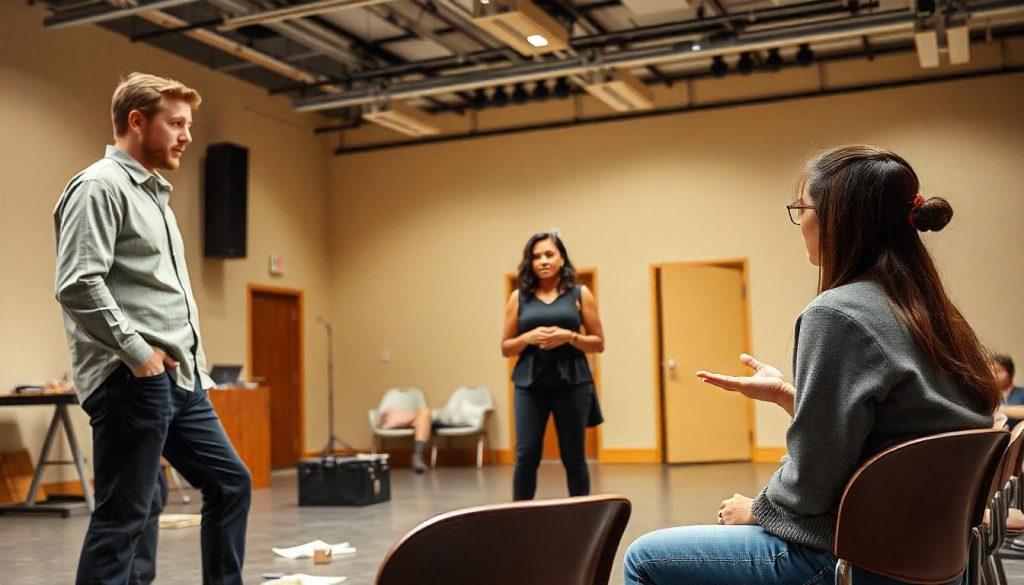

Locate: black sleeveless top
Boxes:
[512,285,593,388]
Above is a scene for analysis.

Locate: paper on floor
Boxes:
[271,540,356,559]
[158,514,201,529]
[268,574,346,584]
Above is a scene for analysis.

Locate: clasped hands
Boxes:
[522,326,574,350]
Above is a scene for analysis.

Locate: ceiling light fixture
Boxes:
[472,0,569,56]
[361,102,440,137]
[526,34,549,48]
[582,69,654,112]
[946,18,971,65]
[913,21,940,68]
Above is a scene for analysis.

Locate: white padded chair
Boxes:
[369,387,427,453]
[430,386,494,468]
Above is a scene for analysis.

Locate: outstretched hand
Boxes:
[696,353,794,407]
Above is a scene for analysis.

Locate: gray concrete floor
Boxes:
[3,462,1022,584]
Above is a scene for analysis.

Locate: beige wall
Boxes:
[327,68,1024,453]
[0,2,334,482]
[1,0,1022,476]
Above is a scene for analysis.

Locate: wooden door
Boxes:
[250,286,304,469]
[657,262,752,463]
[506,271,600,462]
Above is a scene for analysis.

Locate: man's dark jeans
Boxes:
[76,367,251,585]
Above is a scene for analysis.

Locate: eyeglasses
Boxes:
[786,203,815,225]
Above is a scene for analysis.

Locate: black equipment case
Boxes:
[297,454,390,506]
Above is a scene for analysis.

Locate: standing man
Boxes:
[54,73,250,585]
[995,354,1024,429]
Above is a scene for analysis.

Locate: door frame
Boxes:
[650,259,755,463]
[247,284,306,463]
[505,268,603,460]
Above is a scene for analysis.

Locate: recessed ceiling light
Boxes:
[527,34,549,47]
[691,43,701,51]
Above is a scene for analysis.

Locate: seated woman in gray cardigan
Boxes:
[624,145,1001,585]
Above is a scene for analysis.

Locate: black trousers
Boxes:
[76,367,251,585]
[513,382,592,500]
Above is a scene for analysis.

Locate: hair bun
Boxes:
[911,196,953,232]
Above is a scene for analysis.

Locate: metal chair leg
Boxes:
[430,442,438,468]
[476,435,483,469]
[835,559,853,585]
[168,466,191,504]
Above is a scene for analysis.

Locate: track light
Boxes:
[914,24,940,68]
[512,82,529,104]
[947,20,971,65]
[766,48,783,72]
[737,52,754,75]
[472,88,488,110]
[553,77,571,99]
[710,55,728,78]
[491,85,509,107]
[915,0,936,15]
[533,80,550,101]
[796,43,815,67]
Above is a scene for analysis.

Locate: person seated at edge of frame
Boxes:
[624,145,1000,585]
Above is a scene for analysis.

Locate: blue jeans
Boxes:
[76,367,251,585]
[624,525,955,585]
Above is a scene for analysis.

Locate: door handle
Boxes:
[665,358,677,379]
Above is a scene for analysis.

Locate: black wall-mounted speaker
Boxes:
[204,143,248,259]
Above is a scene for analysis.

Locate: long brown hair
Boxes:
[802,145,999,411]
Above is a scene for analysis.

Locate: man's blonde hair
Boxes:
[111,72,202,136]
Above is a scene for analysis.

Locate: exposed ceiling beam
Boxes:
[127,6,341,90]
[293,0,1024,112]
[44,0,197,29]
[205,0,368,69]
[219,0,394,31]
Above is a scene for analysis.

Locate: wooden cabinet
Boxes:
[207,386,271,489]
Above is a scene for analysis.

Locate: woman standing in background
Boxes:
[502,230,605,501]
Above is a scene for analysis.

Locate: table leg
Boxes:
[25,407,62,505]
[59,405,94,512]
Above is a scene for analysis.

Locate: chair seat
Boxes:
[435,426,481,437]
[374,428,416,438]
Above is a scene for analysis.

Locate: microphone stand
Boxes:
[317,318,353,455]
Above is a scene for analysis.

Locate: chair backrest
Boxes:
[376,494,631,585]
[378,387,427,413]
[445,386,494,411]
[994,421,1024,493]
[834,428,1008,583]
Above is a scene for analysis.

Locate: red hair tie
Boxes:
[908,193,926,229]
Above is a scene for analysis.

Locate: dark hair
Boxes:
[516,232,576,299]
[802,145,999,411]
[994,354,1015,380]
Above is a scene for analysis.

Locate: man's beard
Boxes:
[142,135,176,170]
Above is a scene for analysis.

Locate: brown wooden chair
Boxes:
[833,428,1009,585]
[375,494,631,585]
